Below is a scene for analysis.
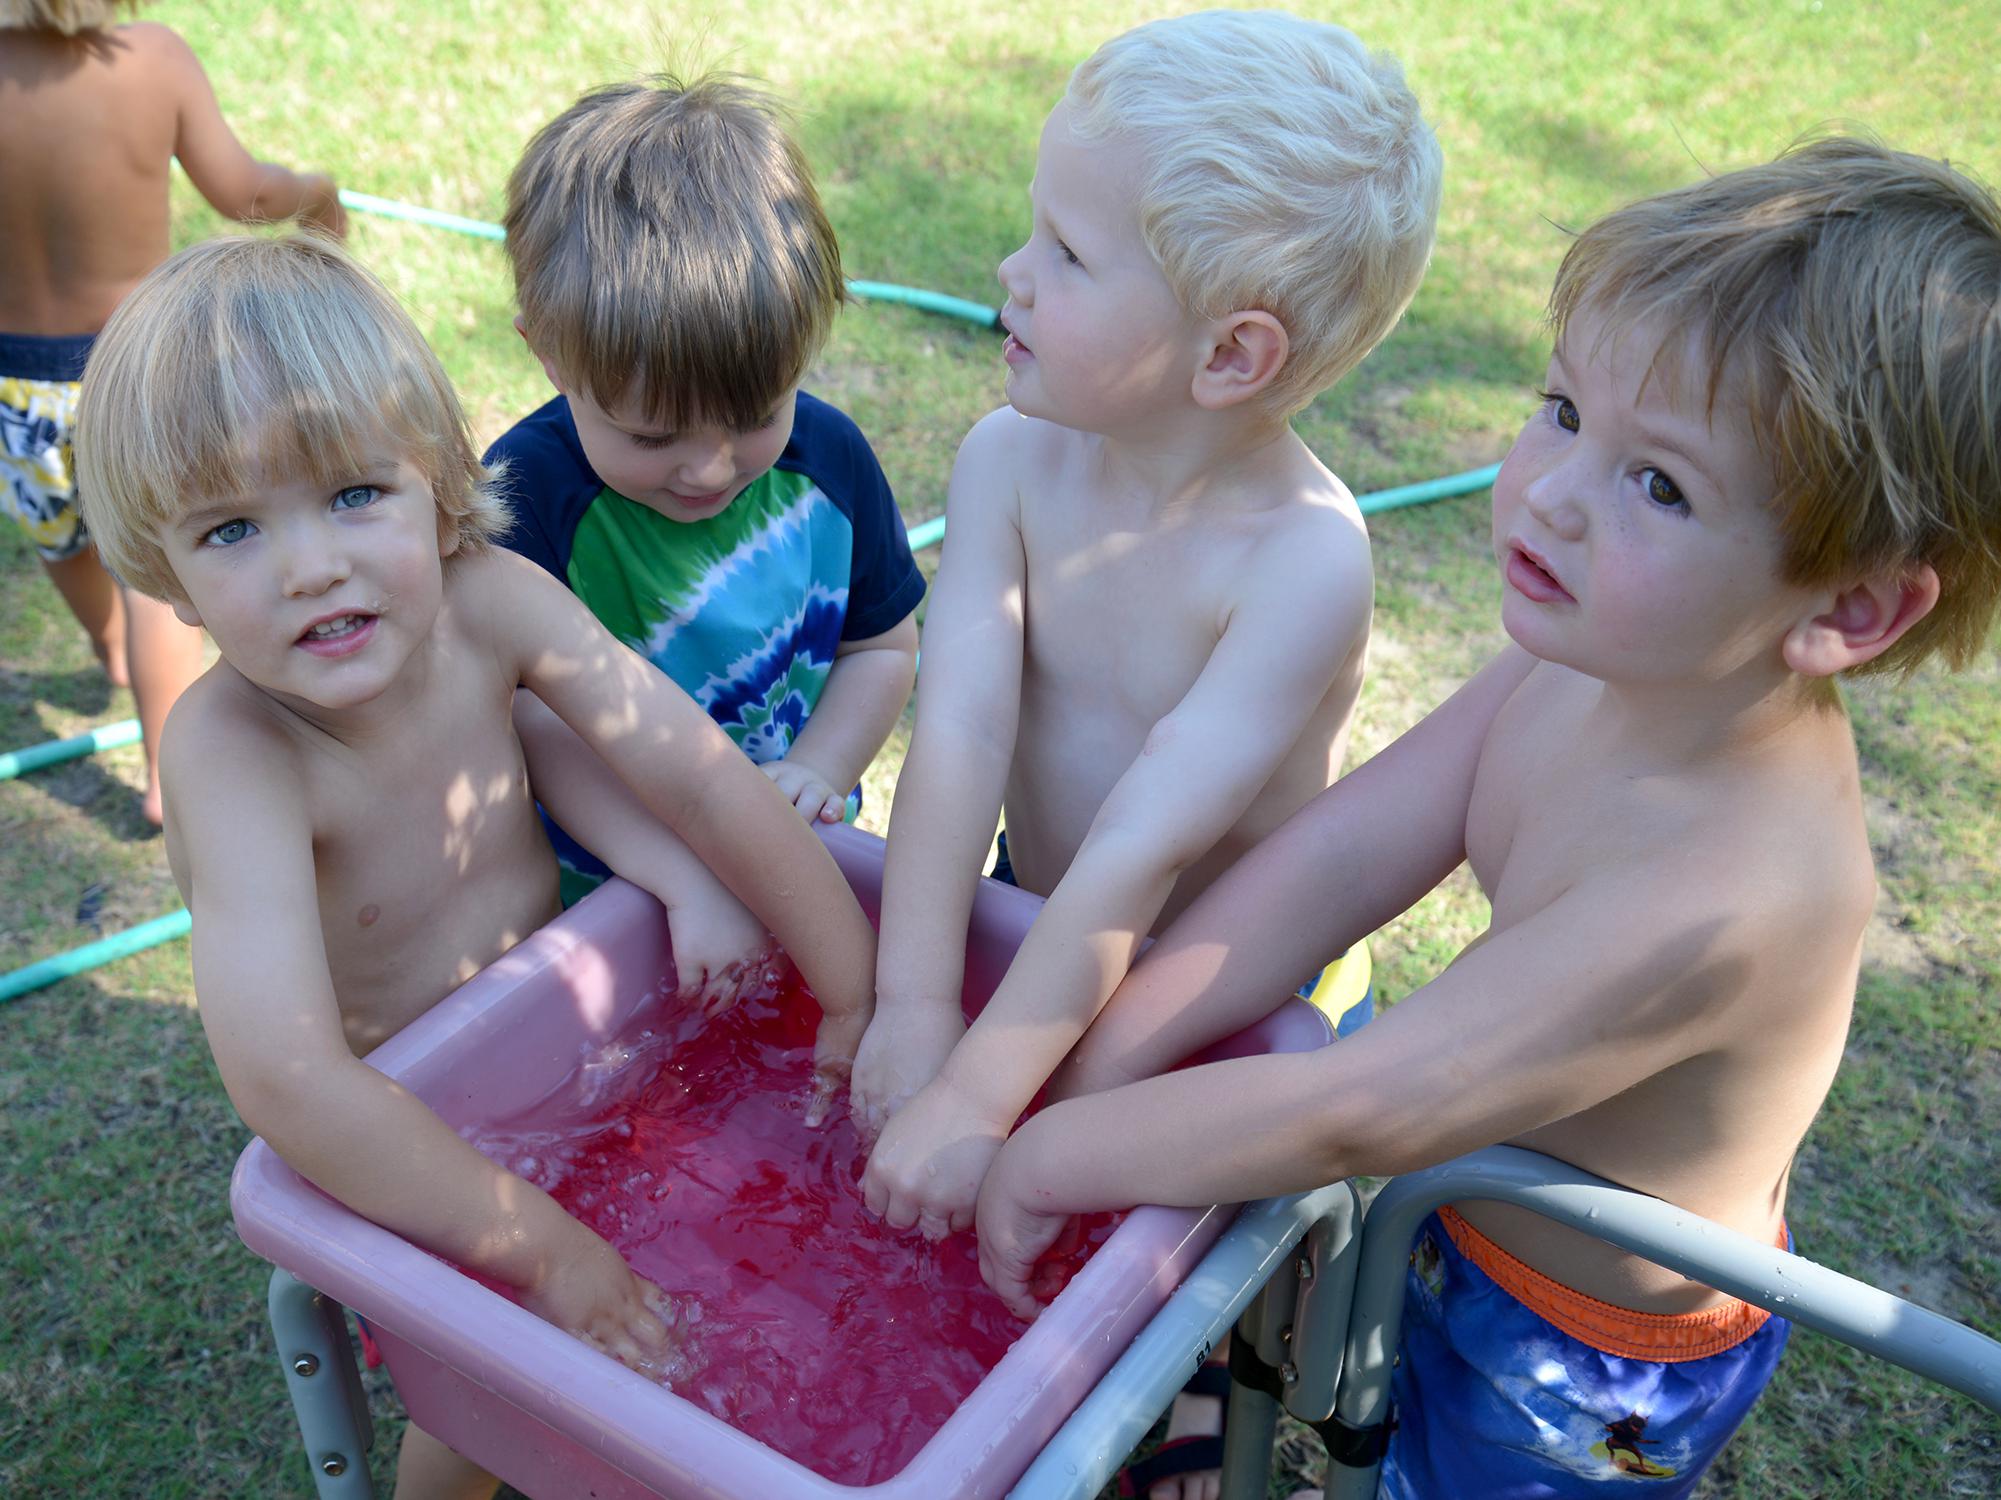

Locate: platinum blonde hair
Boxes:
[1066,9,1442,414]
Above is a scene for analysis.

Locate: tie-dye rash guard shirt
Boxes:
[489,392,924,763]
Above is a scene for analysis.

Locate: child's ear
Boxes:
[514,315,566,393]
[1782,564,1940,677]
[1191,311,1288,410]
[169,595,203,629]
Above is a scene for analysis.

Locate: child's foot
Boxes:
[1115,1338,1232,1500]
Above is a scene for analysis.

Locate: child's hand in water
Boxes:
[976,1150,1075,1321]
[805,992,870,1128]
[664,881,771,1015]
[849,1002,967,1141]
[524,1229,676,1371]
[860,1078,1009,1239]
[761,758,849,824]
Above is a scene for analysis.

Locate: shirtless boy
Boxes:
[858,20,1436,1487]
[974,138,2001,1499]
[75,236,878,1500]
[853,11,1441,1235]
[0,0,343,823]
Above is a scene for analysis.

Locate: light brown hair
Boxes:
[504,72,844,432]
[0,0,144,33]
[1551,136,2001,675]
[75,234,507,601]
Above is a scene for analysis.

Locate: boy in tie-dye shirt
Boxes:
[489,73,922,1000]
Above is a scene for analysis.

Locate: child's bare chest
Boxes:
[1019,517,1231,716]
[1465,686,1674,928]
[306,690,557,1047]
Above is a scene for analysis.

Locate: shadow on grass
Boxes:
[0,663,113,721]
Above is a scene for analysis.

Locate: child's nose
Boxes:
[997,244,1031,304]
[676,442,737,491]
[1522,458,1589,541]
[280,529,350,596]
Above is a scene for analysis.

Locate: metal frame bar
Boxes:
[1007,1182,1357,1499]
[1322,1146,2001,1498]
[267,1268,378,1499]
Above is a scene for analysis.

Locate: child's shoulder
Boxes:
[956,404,1069,466]
[775,388,895,500]
[158,664,312,828]
[86,20,198,78]
[1506,662,1875,934]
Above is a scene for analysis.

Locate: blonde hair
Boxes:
[75,235,508,602]
[0,0,143,33]
[505,72,844,433]
[1065,9,1441,416]
[1551,137,2001,676]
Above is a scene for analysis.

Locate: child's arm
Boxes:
[969,647,1755,1317]
[978,805,1799,1317]
[146,24,346,236]
[168,711,670,1364]
[763,611,920,822]
[850,413,1028,1136]
[513,694,770,1010]
[476,552,879,1101]
[1048,649,1540,1102]
[862,505,1380,1234]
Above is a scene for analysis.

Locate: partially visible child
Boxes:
[855,10,1439,1230]
[75,235,880,1500]
[0,0,344,824]
[488,72,923,1003]
[973,138,2001,1500]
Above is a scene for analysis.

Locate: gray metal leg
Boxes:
[1323,1144,2001,1500]
[1009,1183,1353,1499]
[267,1267,378,1499]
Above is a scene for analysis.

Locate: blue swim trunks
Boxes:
[988,831,1373,1036]
[1381,1207,1790,1499]
[0,331,95,563]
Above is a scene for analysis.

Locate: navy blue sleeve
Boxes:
[483,396,598,584]
[787,392,925,640]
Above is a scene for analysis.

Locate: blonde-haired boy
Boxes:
[0,0,343,824]
[489,72,923,1003]
[77,235,878,1500]
[975,138,2001,1499]
[856,7,1439,1240]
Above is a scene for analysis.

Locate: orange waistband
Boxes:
[1435,1205,1784,1363]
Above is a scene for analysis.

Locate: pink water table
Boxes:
[232,824,1338,1499]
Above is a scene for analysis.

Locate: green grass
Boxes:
[2,2,1996,1496]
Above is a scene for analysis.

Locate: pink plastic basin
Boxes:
[231,823,1332,1500]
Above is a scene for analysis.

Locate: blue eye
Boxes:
[205,518,253,547]
[1644,469,1690,514]
[332,484,378,510]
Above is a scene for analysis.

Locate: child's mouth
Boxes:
[1003,332,1033,364]
[1505,546,1573,604]
[296,613,377,656]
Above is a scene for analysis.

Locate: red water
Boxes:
[470,966,1116,1486]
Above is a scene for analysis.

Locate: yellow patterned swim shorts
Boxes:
[1,330,94,563]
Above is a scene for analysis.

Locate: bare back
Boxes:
[1459,664,1870,1309]
[0,25,188,333]
[163,575,561,1057]
[1000,414,1369,926]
